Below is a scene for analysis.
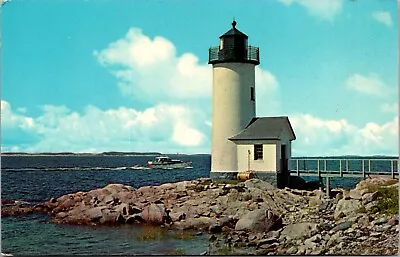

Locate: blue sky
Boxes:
[1,0,398,156]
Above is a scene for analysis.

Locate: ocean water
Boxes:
[1,154,397,255]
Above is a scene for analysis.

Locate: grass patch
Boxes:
[165,249,186,255]
[376,186,399,215]
[171,231,195,240]
[215,179,240,185]
[357,205,367,214]
[215,247,241,255]
[135,226,167,241]
[364,179,398,193]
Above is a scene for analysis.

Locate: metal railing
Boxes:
[289,158,399,179]
[208,45,259,64]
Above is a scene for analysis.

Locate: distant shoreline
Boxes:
[0,152,211,157]
[0,152,397,158]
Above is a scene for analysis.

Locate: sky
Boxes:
[1,0,398,156]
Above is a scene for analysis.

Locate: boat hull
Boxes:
[148,162,192,169]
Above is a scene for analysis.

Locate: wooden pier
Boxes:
[289,158,399,179]
[289,158,399,195]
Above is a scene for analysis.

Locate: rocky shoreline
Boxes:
[2,176,399,255]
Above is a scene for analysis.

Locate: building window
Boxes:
[254,144,263,160]
[251,87,255,101]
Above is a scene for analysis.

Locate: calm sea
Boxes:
[1,154,397,255]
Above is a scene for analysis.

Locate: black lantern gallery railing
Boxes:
[208,45,260,65]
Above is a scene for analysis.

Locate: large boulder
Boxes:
[141,204,169,225]
[280,222,319,241]
[235,209,282,232]
[244,179,276,191]
[334,199,362,219]
[355,177,398,191]
[349,189,364,200]
[361,191,378,205]
[171,217,215,230]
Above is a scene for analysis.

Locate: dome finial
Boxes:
[232,18,237,28]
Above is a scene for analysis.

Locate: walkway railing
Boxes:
[289,158,399,179]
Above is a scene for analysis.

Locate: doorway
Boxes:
[278,144,289,188]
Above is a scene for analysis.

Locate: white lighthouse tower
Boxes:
[208,20,260,180]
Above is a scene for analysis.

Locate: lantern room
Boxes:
[208,20,260,65]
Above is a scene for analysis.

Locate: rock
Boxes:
[1,205,35,217]
[364,201,379,213]
[342,190,350,200]
[307,233,322,243]
[257,237,278,247]
[331,221,354,232]
[387,215,399,226]
[169,212,186,222]
[84,206,106,222]
[103,194,115,205]
[100,209,120,224]
[327,231,344,246]
[370,232,381,237]
[172,217,215,230]
[217,215,237,228]
[318,201,332,212]
[372,217,388,226]
[141,204,168,225]
[125,213,144,224]
[286,246,297,255]
[304,239,317,250]
[280,222,318,241]
[349,189,363,200]
[235,209,282,232]
[376,224,392,232]
[361,192,378,205]
[244,179,276,191]
[355,177,397,191]
[209,234,217,241]
[209,224,222,234]
[334,199,361,219]
[357,215,373,227]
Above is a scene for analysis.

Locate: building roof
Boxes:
[219,20,248,38]
[229,116,296,141]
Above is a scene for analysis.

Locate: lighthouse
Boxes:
[208,20,260,179]
[208,20,296,187]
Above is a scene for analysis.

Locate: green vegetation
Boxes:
[362,179,398,215]
[364,179,398,193]
[216,179,241,185]
[357,205,367,214]
[171,231,195,240]
[214,247,247,255]
[376,186,399,215]
[165,249,186,255]
[135,226,167,241]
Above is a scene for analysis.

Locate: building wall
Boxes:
[211,62,256,173]
[236,141,277,172]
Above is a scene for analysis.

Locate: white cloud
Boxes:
[172,122,205,146]
[372,11,393,27]
[289,113,398,156]
[94,28,211,102]
[2,100,398,156]
[94,27,278,110]
[1,100,208,154]
[1,100,35,130]
[255,67,281,116]
[345,73,390,97]
[380,103,398,114]
[278,0,343,21]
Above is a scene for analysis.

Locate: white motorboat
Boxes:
[147,156,192,169]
